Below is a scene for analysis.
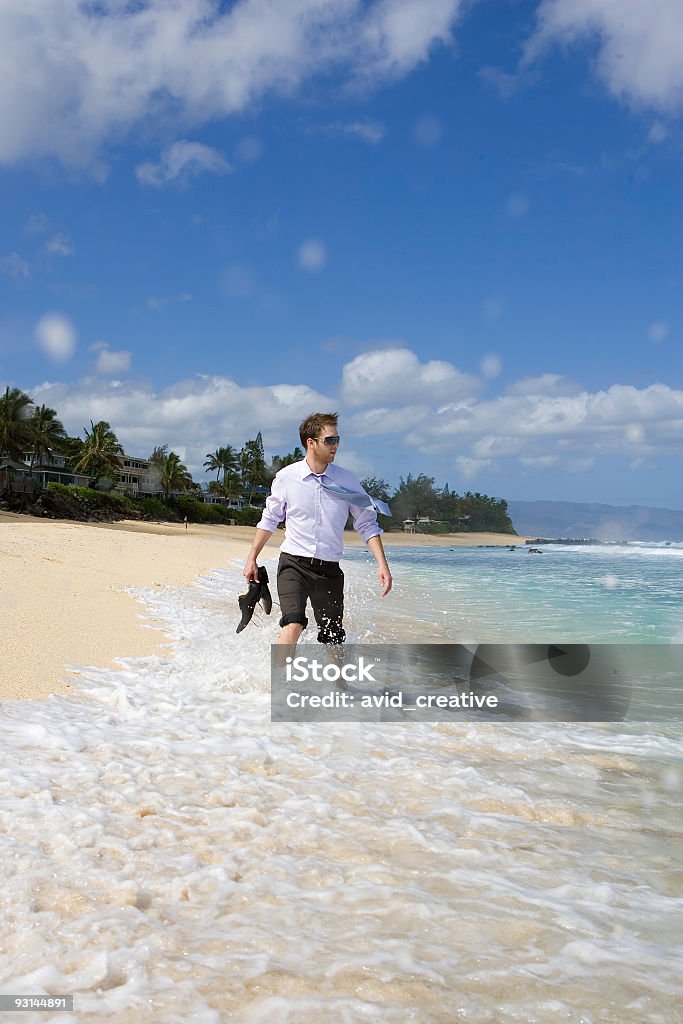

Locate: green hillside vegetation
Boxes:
[363,473,515,535]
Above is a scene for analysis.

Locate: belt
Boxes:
[286,553,339,569]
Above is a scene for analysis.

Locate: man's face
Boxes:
[312,426,340,464]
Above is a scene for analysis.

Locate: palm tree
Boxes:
[72,420,124,484]
[271,445,304,472]
[0,386,35,461]
[60,435,86,471]
[29,404,67,469]
[204,445,240,483]
[222,444,240,477]
[159,452,193,501]
[204,449,222,481]
[221,469,242,503]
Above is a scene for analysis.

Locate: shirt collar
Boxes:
[299,458,337,481]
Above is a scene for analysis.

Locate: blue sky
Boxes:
[1,0,681,507]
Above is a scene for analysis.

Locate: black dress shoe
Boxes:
[258,565,272,615]
[236,566,272,633]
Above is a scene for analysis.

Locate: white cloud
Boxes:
[45,233,74,257]
[525,0,683,112]
[348,404,430,435]
[478,65,539,99]
[0,1,465,169]
[506,374,582,397]
[456,456,494,481]
[342,348,479,407]
[298,239,328,272]
[648,320,669,343]
[91,344,132,376]
[343,120,385,144]
[409,383,683,470]
[20,354,683,486]
[322,120,386,144]
[30,375,333,478]
[35,313,77,362]
[136,141,232,187]
[361,0,463,78]
[1,252,30,279]
[24,212,51,235]
[480,354,501,379]
[146,292,194,311]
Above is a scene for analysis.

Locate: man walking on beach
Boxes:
[243,412,392,645]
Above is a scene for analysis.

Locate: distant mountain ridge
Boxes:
[508,500,683,542]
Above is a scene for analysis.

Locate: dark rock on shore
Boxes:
[1,489,141,523]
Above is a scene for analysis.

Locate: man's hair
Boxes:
[299,412,338,447]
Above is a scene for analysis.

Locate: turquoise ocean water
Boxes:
[344,541,683,645]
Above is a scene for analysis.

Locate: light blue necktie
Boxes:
[318,475,392,517]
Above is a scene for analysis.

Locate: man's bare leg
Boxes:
[276,623,304,645]
[273,622,304,667]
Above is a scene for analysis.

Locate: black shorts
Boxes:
[277,552,346,645]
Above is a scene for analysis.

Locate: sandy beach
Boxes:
[0,512,527,701]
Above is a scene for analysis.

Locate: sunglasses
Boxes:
[317,435,340,446]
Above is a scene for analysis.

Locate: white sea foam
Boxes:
[503,542,683,558]
[1,556,682,1023]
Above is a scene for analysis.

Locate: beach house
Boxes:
[115,454,160,497]
[4,452,92,491]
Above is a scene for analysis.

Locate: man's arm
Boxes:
[243,473,286,581]
[367,534,392,597]
[243,528,275,582]
[348,491,392,597]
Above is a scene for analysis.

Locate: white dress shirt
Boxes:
[257,459,382,561]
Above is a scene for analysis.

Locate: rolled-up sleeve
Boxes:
[257,474,287,532]
[350,503,382,544]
